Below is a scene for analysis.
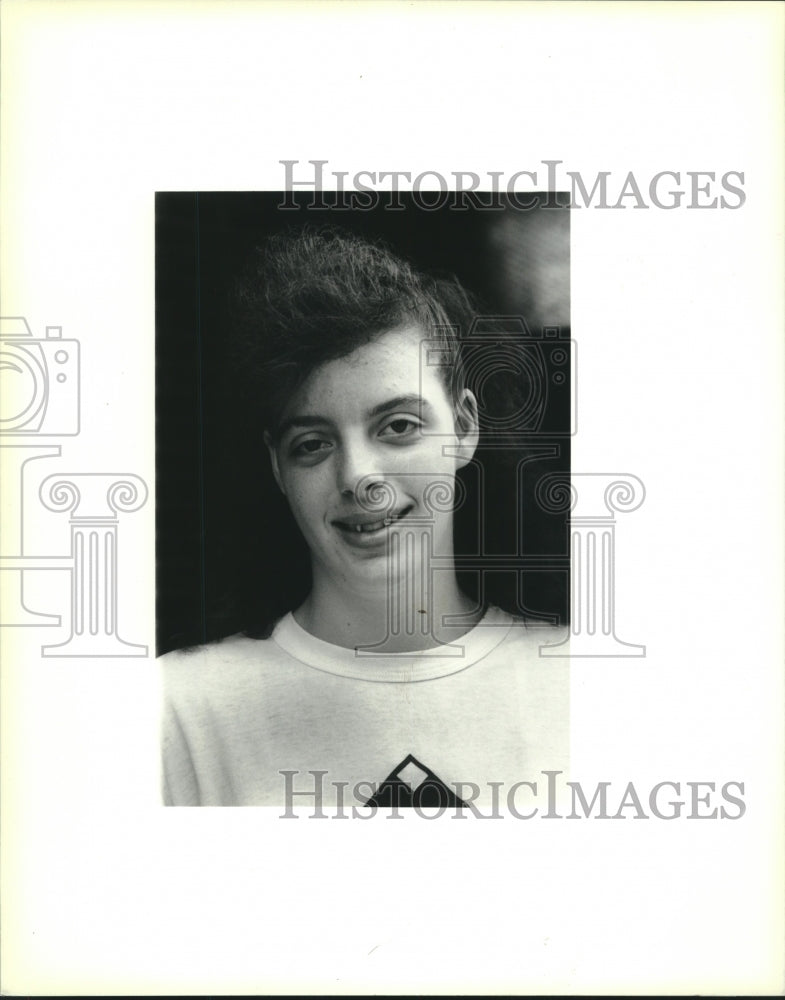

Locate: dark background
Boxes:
[156,192,571,654]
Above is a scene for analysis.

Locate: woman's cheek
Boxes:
[286,466,328,514]
[407,442,458,474]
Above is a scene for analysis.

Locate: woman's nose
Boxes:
[337,437,379,497]
[337,439,396,510]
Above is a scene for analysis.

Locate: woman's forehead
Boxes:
[292,325,450,411]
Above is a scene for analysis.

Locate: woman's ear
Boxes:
[264,431,286,495]
[454,389,480,469]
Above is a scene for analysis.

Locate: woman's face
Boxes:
[267,325,478,594]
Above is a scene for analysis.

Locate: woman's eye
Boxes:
[292,438,330,457]
[380,418,419,439]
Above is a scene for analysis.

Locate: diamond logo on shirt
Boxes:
[364,753,469,809]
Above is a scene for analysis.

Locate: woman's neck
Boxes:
[294,569,483,652]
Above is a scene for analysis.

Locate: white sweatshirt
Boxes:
[161,606,569,808]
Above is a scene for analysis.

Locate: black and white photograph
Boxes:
[156,193,571,809]
[1,1,782,995]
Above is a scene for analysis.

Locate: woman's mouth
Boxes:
[334,505,414,538]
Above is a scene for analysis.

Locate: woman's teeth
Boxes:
[343,508,410,533]
[354,516,393,533]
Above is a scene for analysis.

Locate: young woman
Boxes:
[161,228,568,809]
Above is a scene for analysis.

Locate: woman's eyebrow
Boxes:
[367,395,432,419]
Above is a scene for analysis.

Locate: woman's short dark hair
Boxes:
[230,226,477,437]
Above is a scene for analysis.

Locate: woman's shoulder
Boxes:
[158,627,283,680]
[159,626,297,718]
[159,629,254,658]
[493,608,570,650]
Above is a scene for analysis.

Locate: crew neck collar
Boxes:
[271,605,515,683]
